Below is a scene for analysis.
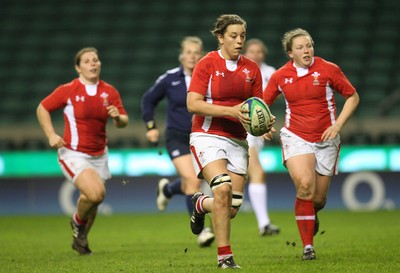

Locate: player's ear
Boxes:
[74,65,81,75]
[217,34,224,46]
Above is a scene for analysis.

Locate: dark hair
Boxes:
[74,47,98,66]
[210,14,247,38]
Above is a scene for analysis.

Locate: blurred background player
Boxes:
[36,47,129,255]
[243,38,280,236]
[140,36,215,247]
[187,14,275,269]
[264,28,359,260]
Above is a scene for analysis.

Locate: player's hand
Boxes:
[262,126,276,141]
[146,128,160,144]
[321,123,342,141]
[234,103,251,125]
[267,115,276,131]
[106,105,120,119]
[48,133,65,149]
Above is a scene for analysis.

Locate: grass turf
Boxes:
[1,210,399,272]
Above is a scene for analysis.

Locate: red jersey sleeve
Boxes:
[103,82,127,116]
[329,65,356,98]
[41,82,72,112]
[189,56,212,95]
[263,71,282,106]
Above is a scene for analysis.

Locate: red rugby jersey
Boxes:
[263,57,356,142]
[41,78,127,155]
[189,51,262,140]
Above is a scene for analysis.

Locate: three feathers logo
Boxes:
[311,72,320,85]
[100,92,109,106]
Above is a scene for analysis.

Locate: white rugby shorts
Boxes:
[189,133,249,178]
[246,133,264,151]
[280,127,340,176]
[58,146,111,183]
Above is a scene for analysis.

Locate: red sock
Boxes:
[74,212,87,226]
[295,198,315,247]
[196,195,209,214]
[218,245,232,261]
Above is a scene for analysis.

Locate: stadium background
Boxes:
[0,0,399,214]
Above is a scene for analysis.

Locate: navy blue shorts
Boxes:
[166,129,191,160]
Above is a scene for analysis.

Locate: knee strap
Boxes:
[210,173,231,191]
[232,191,243,208]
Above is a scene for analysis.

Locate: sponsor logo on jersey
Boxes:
[284,78,293,84]
[171,81,181,86]
[76,95,85,102]
[215,71,225,77]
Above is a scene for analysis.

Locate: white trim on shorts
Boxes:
[58,146,111,183]
[189,132,249,179]
[280,127,340,176]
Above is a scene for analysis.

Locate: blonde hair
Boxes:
[281,28,314,57]
[179,36,203,61]
[244,38,269,56]
[74,47,98,66]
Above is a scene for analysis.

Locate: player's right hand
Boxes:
[49,134,65,148]
[146,128,160,143]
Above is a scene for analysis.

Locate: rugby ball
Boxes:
[241,97,272,136]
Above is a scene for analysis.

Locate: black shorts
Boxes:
[166,129,191,160]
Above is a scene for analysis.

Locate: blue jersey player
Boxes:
[141,36,215,247]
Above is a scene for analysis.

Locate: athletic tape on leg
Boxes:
[210,173,231,191]
[232,191,243,208]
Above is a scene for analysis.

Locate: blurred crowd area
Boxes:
[1,0,399,150]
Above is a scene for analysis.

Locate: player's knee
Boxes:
[83,183,106,204]
[213,183,231,204]
[297,182,313,199]
[87,190,105,204]
[314,198,327,212]
[95,191,105,204]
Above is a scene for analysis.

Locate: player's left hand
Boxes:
[262,126,276,141]
[268,115,276,131]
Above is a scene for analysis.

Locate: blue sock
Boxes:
[186,194,194,216]
[163,178,183,198]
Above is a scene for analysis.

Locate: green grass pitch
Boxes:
[1,210,399,272]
